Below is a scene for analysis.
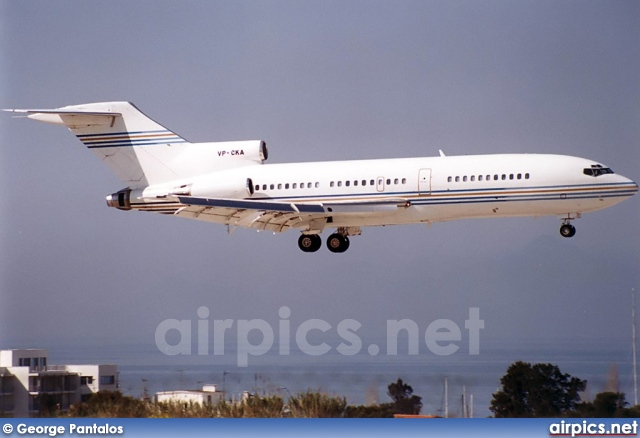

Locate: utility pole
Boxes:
[633,288,638,406]
[222,371,228,401]
[444,377,448,418]
[462,385,467,418]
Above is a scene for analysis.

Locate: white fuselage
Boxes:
[135,153,637,229]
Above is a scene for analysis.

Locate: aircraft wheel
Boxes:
[560,224,576,238]
[298,234,321,252]
[326,233,350,253]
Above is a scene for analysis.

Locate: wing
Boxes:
[173,196,410,233]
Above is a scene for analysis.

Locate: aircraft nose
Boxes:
[622,175,638,196]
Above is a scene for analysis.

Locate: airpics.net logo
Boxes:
[155,307,484,367]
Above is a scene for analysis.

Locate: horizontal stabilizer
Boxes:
[4,108,120,116]
[3,108,121,127]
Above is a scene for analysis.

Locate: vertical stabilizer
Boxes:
[7,102,190,187]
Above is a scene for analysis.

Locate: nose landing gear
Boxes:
[559,219,576,238]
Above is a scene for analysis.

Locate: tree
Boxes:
[66,391,149,418]
[288,391,347,418]
[216,395,284,418]
[387,378,423,415]
[490,361,586,417]
[343,404,394,418]
[570,392,629,418]
[592,392,627,417]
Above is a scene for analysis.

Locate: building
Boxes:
[156,384,225,406]
[0,349,118,417]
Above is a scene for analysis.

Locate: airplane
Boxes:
[5,101,638,253]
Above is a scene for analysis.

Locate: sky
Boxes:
[1,0,639,393]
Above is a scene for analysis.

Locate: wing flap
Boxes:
[177,196,325,213]
[323,198,410,213]
[174,203,304,233]
[172,196,410,233]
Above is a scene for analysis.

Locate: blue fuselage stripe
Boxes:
[252,183,636,204]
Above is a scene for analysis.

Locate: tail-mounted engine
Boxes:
[189,172,255,199]
[106,189,132,210]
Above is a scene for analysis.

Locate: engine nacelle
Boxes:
[169,140,268,177]
[106,189,132,210]
[204,140,268,163]
[189,171,254,199]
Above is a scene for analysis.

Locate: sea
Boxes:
[21,336,635,418]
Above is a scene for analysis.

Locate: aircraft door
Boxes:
[376,176,385,192]
[419,168,432,195]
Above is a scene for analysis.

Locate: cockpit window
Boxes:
[584,164,614,177]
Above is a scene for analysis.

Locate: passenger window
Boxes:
[330,182,335,188]
[338,181,342,187]
[455,176,460,182]
[354,180,358,186]
[402,178,406,184]
[270,184,274,190]
[386,179,391,185]
[393,178,398,184]
[478,175,483,181]
[371,179,375,186]
[463,176,467,182]
[292,183,297,189]
[346,181,350,187]
[525,173,530,179]
[501,174,506,180]
[307,183,312,188]
[509,174,514,180]
[362,180,367,186]
[517,174,522,180]
[494,175,498,181]
[285,183,289,189]
[315,182,319,188]
[448,176,452,183]
[278,184,282,189]
[470,175,475,182]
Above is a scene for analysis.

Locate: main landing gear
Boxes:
[298,228,356,253]
[326,233,350,253]
[559,218,576,238]
[298,234,322,253]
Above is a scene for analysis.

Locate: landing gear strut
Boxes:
[559,221,576,238]
[298,234,322,252]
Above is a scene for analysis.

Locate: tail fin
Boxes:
[6,102,190,187]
